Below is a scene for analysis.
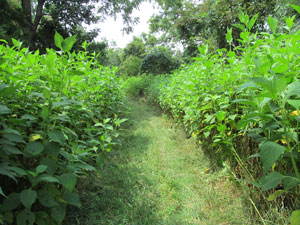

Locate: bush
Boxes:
[0,34,127,225]
[140,48,181,75]
[119,55,142,77]
[143,12,300,223]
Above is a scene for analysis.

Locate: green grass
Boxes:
[65,97,255,225]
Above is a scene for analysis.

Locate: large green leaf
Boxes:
[58,173,77,192]
[3,133,25,144]
[0,105,11,114]
[54,32,64,50]
[36,165,48,174]
[291,209,300,225]
[267,15,277,33]
[40,158,57,175]
[38,190,58,207]
[20,189,37,208]
[0,192,20,212]
[260,172,284,191]
[24,142,44,156]
[291,4,300,14]
[48,130,65,145]
[2,144,23,155]
[33,174,60,186]
[283,176,299,190]
[260,141,285,174]
[61,35,77,52]
[51,203,66,224]
[287,81,300,97]
[62,191,81,207]
[17,209,35,225]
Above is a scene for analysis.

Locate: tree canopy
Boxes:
[1,0,144,51]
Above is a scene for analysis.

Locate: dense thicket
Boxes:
[0,35,126,224]
[125,10,300,224]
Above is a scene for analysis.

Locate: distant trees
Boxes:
[150,0,300,56]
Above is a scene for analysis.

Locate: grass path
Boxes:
[65,98,253,224]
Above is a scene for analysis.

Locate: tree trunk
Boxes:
[21,0,45,50]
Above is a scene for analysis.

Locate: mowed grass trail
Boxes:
[65,98,253,225]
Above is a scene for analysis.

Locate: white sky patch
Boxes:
[87,2,159,48]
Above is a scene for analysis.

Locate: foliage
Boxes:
[1,0,144,51]
[150,0,300,54]
[0,34,126,224]
[123,75,153,96]
[119,55,142,77]
[140,48,181,75]
[144,11,300,223]
[122,37,146,60]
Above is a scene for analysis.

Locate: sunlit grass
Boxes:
[65,98,257,224]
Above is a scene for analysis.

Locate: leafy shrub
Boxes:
[0,33,126,224]
[119,55,142,77]
[123,75,153,96]
[140,48,181,75]
[144,10,300,223]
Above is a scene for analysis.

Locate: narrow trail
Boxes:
[66,98,253,225]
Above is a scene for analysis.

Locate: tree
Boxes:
[150,0,298,55]
[140,47,181,75]
[119,55,142,77]
[1,0,144,50]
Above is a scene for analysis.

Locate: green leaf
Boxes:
[247,13,258,30]
[48,130,65,145]
[250,77,274,95]
[261,172,284,191]
[283,176,299,190]
[287,81,300,97]
[62,191,81,207]
[273,58,289,73]
[287,100,300,110]
[42,88,51,100]
[36,165,48,174]
[40,158,57,175]
[61,35,77,52]
[267,16,277,33]
[12,38,22,49]
[20,189,37,208]
[273,76,287,93]
[226,28,232,43]
[0,186,6,197]
[290,209,300,225]
[25,142,44,156]
[216,111,226,121]
[59,173,77,192]
[38,190,58,207]
[41,107,49,120]
[3,144,23,155]
[17,209,35,225]
[0,105,11,114]
[260,141,285,174]
[267,190,287,201]
[44,142,60,157]
[54,32,64,50]
[33,174,60,186]
[51,203,66,224]
[291,4,300,14]
[0,193,20,212]
[3,133,25,144]
[34,211,51,225]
